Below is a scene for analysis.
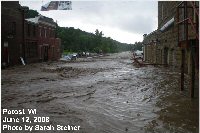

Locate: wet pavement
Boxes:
[1,52,199,133]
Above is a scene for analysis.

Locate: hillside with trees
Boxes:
[56,27,134,53]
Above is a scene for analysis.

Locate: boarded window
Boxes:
[26,42,38,58]
[52,47,55,58]
[51,30,55,37]
[27,24,31,37]
[161,4,164,20]
[9,22,16,35]
[40,28,42,37]
[45,29,47,38]
[11,22,16,35]
[33,25,36,37]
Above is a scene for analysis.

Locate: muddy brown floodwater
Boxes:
[1,52,199,133]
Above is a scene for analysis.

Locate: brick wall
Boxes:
[24,21,38,63]
[25,16,61,63]
[38,22,60,61]
[1,1,24,66]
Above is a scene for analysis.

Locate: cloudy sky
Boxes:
[20,0,158,44]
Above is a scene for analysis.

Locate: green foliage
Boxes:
[25,9,39,18]
[63,50,73,55]
[132,42,143,51]
[56,27,133,53]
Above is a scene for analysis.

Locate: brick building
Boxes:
[1,1,24,67]
[143,1,199,97]
[1,1,61,66]
[25,15,61,63]
[24,20,38,63]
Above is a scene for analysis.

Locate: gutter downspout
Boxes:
[160,17,175,32]
[22,9,25,60]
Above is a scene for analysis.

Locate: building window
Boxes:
[33,25,36,37]
[46,29,48,38]
[9,22,16,35]
[26,42,38,58]
[27,24,31,37]
[161,4,164,20]
[4,41,8,47]
[45,29,47,38]
[52,30,54,37]
[192,2,198,23]
[49,29,50,37]
[39,45,42,59]
[193,9,196,23]
[40,28,42,37]
[52,47,55,58]
[11,22,16,35]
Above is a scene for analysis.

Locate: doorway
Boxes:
[43,46,48,61]
[163,47,168,65]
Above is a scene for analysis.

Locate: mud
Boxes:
[1,52,199,133]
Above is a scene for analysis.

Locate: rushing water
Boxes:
[1,52,199,133]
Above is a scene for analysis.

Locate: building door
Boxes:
[43,46,48,61]
[171,49,176,69]
[163,47,168,65]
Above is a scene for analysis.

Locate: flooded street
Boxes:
[1,52,199,133]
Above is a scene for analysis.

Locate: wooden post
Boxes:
[190,41,196,98]
[190,52,195,98]
[180,49,185,91]
[177,3,179,47]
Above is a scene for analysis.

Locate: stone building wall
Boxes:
[158,1,182,69]
[144,1,198,74]
[143,30,159,64]
[157,1,198,73]
[143,1,198,97]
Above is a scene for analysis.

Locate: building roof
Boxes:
[26,16,40,24]
[26,15,57,28]
[143,30,159,45]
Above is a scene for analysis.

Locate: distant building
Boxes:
[143,30,159,64]
[1,1,24,67]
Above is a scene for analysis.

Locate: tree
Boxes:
[94,29,104,52]
[133,42,143,51]
[56,27,133,54]
[25,9,39,18]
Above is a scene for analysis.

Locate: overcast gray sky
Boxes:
[20,1,158,44]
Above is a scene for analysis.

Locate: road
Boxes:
[1,52,199,133]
